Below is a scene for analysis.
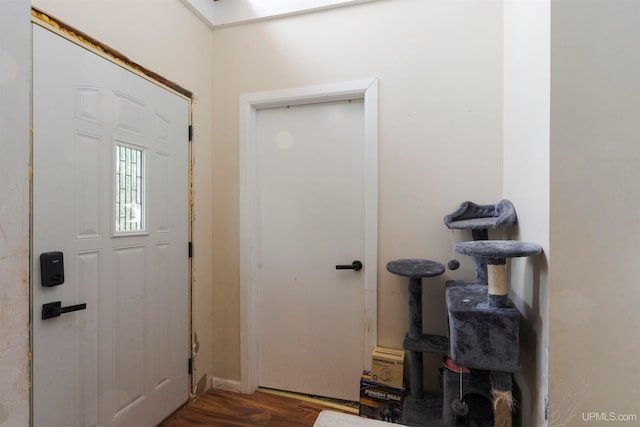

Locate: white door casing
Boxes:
[238,79,378,397]
[32,24,190,427]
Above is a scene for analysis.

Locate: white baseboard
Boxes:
[209,376,247,394]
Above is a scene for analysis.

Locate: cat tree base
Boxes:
[402,393,444,427]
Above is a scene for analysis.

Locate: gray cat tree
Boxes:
[386,200,541,427]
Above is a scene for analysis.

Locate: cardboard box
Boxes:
[370,346,405,389]
[359,371,405,424]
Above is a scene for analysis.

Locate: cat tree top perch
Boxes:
[443,199,517,231]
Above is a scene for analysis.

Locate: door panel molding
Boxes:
[238,79,378,394]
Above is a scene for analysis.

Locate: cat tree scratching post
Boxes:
[386,259,447,427]
[450,240,542,427]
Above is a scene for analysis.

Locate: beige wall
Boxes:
[210,0,505,389]
[549,0,640,424]
[0,0,31,425]
[502,1,550,426]
[30,0,216,393]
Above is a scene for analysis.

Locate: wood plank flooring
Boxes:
[159,389,357,427]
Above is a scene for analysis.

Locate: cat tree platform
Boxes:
[386,259,447,427]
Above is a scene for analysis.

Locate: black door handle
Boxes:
[335,260,363,271]
[42,301,87,320]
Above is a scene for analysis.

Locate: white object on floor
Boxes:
[313,410,407,427]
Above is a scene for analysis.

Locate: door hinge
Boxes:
[544,395,549,421]
[188,358,193,375]
[188,242,193,258]
[188,125,193,142]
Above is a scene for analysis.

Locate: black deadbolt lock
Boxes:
[40,251,65,287]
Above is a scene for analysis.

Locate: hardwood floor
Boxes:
[159,389,357,427]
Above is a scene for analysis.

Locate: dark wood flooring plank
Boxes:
[160,389,351,427]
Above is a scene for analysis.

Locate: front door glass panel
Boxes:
[115,142,145,233]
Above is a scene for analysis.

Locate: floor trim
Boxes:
[258,388,359,414]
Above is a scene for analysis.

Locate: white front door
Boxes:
[32,24,189,427]
[256,100,367,402]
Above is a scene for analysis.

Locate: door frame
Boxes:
[238,79,379,394]
[30,11,196,411]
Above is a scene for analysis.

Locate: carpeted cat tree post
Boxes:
[448,240,541,427]
[442,200,522,427]
[385,259,448,426]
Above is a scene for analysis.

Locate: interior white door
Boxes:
[32,24,189,427]
[257,100,366,402]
